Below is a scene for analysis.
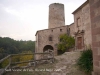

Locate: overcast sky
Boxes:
[0,0,86,41]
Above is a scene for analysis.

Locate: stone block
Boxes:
[98,48,100,55]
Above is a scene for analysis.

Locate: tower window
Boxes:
[51,30,53,32]
[60,29,62,32]
[49,37,52,41]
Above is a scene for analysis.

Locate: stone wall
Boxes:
[89,0,100,74]
[35,0,95,55]
[73,0,92,50]
[35,26,68,55]
[68,23,75,37]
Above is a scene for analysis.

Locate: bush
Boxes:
[77,49,93,75]
[57,34,75,54]
[0,59,9,68]
[11,55,20,62]
[18,55,33,66]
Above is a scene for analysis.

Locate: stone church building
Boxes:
[35,0,100,74]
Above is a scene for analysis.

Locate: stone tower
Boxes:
[48,3,65,28]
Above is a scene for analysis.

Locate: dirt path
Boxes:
[50,52,87,75]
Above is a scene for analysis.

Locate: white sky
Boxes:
[0,0,86,41]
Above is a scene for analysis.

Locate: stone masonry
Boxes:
[49,3,65,28]
[35,1,92,55]
[72,0,92,51]
[35,26,68,55]
[89,0,100,74]
[35,0,100,73]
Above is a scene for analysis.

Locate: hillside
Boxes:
[0,37,35,59]
[5,52,87,75]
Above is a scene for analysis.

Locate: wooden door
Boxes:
[77,37,82,49]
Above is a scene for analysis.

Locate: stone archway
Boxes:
[43,45,54,52]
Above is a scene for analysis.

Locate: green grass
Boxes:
[0,59,9,68]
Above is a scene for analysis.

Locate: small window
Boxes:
[51,30,53,32]
[60,29,62,32]
[77,17,81,27]
[49,37,52,41]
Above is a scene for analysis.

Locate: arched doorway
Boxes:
[43,45,54,52]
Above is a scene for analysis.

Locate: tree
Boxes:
[0,37,35,59]
[57,34,75,53]
[0,48,5,59]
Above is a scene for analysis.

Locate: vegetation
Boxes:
[0,59,9,68]
[57,34,75,54]
[0,51,34,68]
[77,49,93,75]
[0,37,35,59]
[0,37,35,67]
[18,54,33,66]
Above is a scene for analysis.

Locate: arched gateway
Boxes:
[43,45,54,52]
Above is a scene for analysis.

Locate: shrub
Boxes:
[18,55,33,66]
[57,34,75,54]
[77,49,93,75]
[0,59,9,68]
[11,55,20,62]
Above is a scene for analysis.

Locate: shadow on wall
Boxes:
[43,45,54,52]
